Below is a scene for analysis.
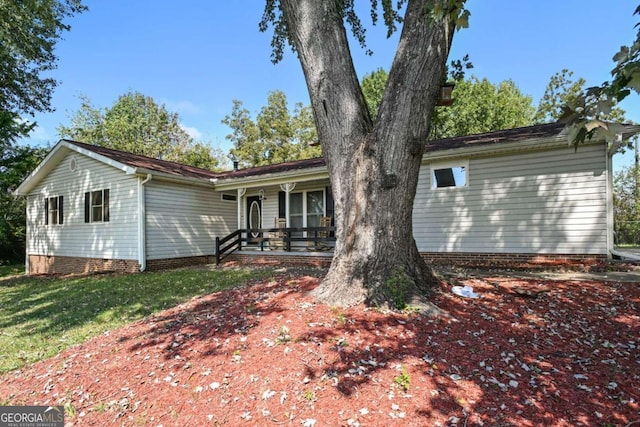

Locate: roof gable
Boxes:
[66,140,223,181]
[15,140,133,195]
[15,140,225,195]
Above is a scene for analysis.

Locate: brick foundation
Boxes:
[27,251,611,276]
[226,252,334,268]
[420,252,608,270]
[225,251,608,270]
[146,255,217,272]
[28,255,140,275]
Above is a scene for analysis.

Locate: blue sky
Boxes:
[21,1,639,169]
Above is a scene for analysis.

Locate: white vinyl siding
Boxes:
[258,188,279,229]
[413,144,608,254]
[26,153,138,259]
[145,181,235,260]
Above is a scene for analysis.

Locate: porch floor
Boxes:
[237,248,334,258]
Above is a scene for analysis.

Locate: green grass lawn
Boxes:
[0,267,272,373]
[0,263,24,278]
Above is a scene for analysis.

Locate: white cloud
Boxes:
[16,120,56,147]
[163,99,201,115]
[180,124,203,140]
[29,124,53,142]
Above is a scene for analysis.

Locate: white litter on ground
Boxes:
[451,285,480,298]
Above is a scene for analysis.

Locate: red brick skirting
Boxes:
[420,252,608,269]
[27,251,611,276]
[226,252,608,270]
[28,255,140,275]
[227,253,334,268]
[145,255,217,272]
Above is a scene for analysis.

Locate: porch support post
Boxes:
[279,183,296,227]
[237,188,246,229]
[286,192,290,227]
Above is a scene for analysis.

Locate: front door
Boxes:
[246,196,262,240]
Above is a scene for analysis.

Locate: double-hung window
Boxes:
[305,190,324,228]
[289,193,304,229]
[289,190,324,228]
[84,189,110,223]
[286,189,325,235]
[45,196,64,225]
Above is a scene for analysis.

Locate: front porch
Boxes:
[215,225,336,265]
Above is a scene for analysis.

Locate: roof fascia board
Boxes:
[15,140,137,195]
[15,140,67,195]
[62,141,137,175]
[421,134,583,162]
[133,170,217,188]
[213,167,329,191]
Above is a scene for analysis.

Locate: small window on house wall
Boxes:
[44,196,64,225]
[432,162,468,188]
[84,189,110,223]
[221,192,237,202]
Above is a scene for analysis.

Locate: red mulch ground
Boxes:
[1,268,639,427]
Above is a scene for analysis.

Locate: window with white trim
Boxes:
[45,195,64,225]
[287,189,325,230]
[432,162,468,188]
[290,192,304,229]
[221,192,237,202]
[84,189,110,223]
[306,190,324,227]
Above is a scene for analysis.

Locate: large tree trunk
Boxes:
[280,0,456,307]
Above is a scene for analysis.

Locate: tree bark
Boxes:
[280,0,456,307]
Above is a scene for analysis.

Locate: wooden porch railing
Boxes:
[215,229,243,265]
[215,226,336,265]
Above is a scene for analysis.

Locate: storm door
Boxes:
[246,196,262,240]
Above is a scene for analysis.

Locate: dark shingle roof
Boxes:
[65,123,568,182]
[424,122,565,152]
[219,157,327,179]
[65,140,223,180]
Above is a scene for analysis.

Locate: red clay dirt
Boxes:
[1,268,639,426]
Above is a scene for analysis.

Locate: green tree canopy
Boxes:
[0,145,48,263]
[432,76,535,138]
[562,5,639,146]
[361,68,388,121]
[362,71,535,139]
[599,5,640,104]
[0,0,86,143]
[614,164,640,245]
[535,69,626,124]
[222,90,320,167]
[58,92,224,170]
